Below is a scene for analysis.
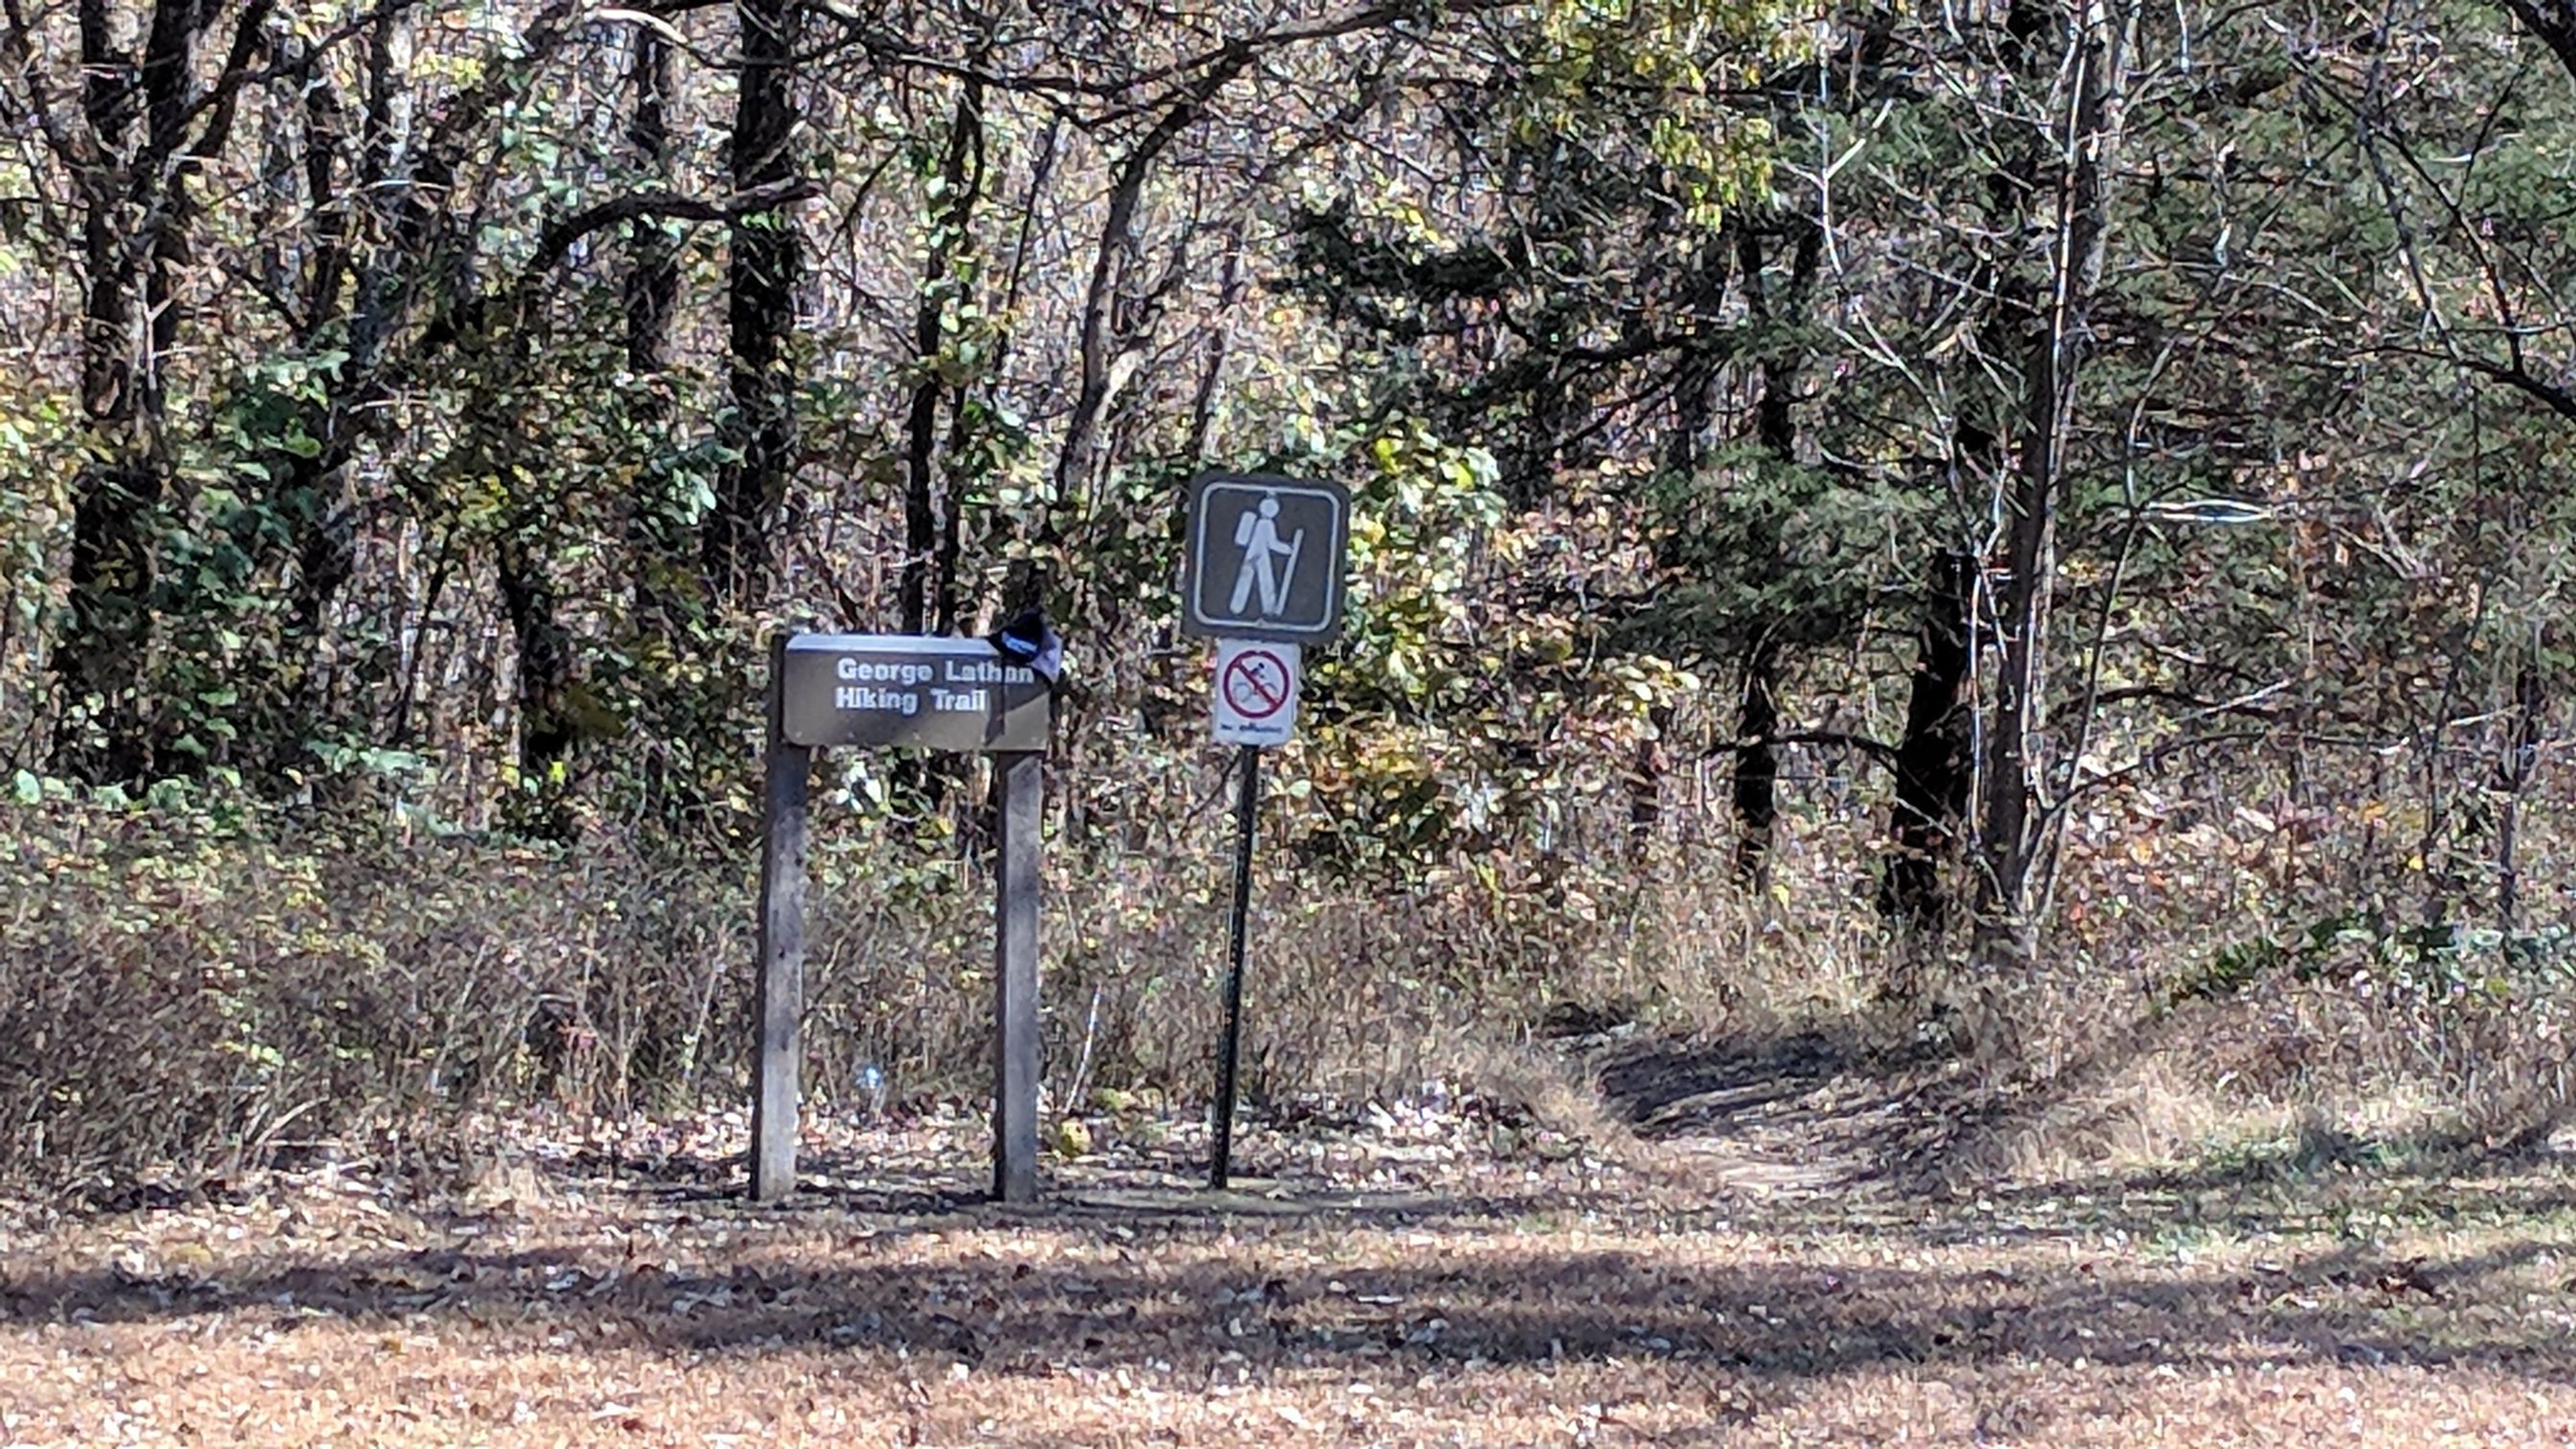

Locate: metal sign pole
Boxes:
[1182,471,1344,1194]
[1210,743,1261,1189]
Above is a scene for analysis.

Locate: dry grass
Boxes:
[0,797,1772,1195]
[11,751,2576,1442]
[7,1058,2576,1448]
[17,754,2568,1202]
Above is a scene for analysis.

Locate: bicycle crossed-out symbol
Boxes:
[1221,649,1289,720]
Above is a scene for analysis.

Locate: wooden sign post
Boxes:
[751,633,1053,1205]
[991,751,1042,1202]
[751,635,811,1203]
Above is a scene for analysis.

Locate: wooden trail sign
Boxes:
[780,634,1051,752]
[752,631,1051,1205]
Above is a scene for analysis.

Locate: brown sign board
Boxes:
[780,634,1051,753]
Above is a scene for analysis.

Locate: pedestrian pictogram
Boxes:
[1229,498,1303,617]
[1212,639,1299,747]
[1182,474,1348,643]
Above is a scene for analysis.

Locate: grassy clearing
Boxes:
[6,1057,2575,1448]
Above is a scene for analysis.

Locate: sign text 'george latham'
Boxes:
[780,634,1051,753]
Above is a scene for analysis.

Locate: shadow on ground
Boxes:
[11,1024,2573,1417]
[4,1215,2569,1386]
[1592,1028,2004,1188]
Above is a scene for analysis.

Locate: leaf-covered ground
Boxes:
[5,1049,2575,1446]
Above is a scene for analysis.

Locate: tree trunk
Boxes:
[1714,218,1822,886]
[1051,56,1254,515]
[2497,624,2547,928]
[59,460,163,781]
[1183,223,1248,464]
[268,11,402,766]
[624,29,678,377]
[1733,639,1783,888]
[60,71,154,776]
[1882,549,1978,938]
[283,46,356,653]
[625,23,687,637]
[266,54,356,763]
[2498,1,2576,84]
[1974,0,2131,964]
[704,0,804,608]
[902,79,986,634]
[498,529,577,840]
[1660,238,1734,478]
[54,0,221,781]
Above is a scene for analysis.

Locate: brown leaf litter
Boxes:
[4,1079,2575,1446]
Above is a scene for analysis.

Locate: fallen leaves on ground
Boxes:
[3,1089,2575,1446]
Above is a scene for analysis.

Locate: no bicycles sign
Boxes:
[1212,639,1299,747]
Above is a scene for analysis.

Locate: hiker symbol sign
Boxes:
[1181,474,1348,645]
[1179,470,1345,1191]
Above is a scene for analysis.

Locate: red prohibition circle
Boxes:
[1221,649,1290,720]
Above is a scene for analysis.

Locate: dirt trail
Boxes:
[5,1044,2575,1446]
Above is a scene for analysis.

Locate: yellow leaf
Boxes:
[1049,1118,1093,1158]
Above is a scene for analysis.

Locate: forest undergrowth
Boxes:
[5,741,2569,1206]
[7,746,2575,1447]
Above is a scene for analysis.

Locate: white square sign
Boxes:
[1210,639,1300,747]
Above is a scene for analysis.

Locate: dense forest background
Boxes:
[4,0,2575,1189]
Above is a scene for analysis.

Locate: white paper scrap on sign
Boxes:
[1211,639,1300,747]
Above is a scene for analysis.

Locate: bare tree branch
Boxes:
[523,178,821,286]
